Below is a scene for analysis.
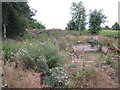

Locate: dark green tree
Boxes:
[88,9,107,34]
[66,1,86,30]
[104,25,110,30]
[66,20,76,30]
[2,2,34,38]
[112,22,120,30]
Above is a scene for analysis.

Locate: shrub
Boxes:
[43,67,69,87]
[18,44,42,69]
[43,43,64,68]
[35,56,49,73]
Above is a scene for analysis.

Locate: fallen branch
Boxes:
[108,40,120,52]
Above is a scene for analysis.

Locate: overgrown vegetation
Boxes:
[2,1,119,88]
[2,30,119,88]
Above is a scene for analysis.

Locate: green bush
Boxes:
[43,43,63,68]
[18,44,42,69]
[36,56,49,73]
[43,67,69,88]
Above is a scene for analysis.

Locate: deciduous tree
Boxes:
[112,22,120,30]
[67,1,86,30]
[88,9,107,34]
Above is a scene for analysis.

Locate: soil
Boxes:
[2,62,44,88]
[69,40,119,88]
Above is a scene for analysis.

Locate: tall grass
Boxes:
[3,40,21,61]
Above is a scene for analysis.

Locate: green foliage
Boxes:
[2,2,33,38]
[101,53,118,73]
[103,54,113,65]
[43,43,63,68]
[88,40,100,47]
[43,67,69,87]
[3,38,64,71]
[35,42,64,73]
[66,79,74,88]
[85,66,96,78]
[103,25,110,30]
[36,33,49,42]
[66,20,76,30]
[28,19,46,29]
[3,29,118,88]
[2,2,45,38]
[3,40,21,61]
[68,64,77,68]
[112,22,120,30]
[67,1,86,30]
[67,66,96,88]
[22,33,34,41]
[99,30,119,36]
[18,44,42,69]
[74,66,95,80]
[88,9,107,34]
[36,56,49,73]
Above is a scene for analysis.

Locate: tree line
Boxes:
[66,1,120,34]
[103,22,120,30]
[2,2,119,38]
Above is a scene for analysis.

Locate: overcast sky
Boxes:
[28,0,119,29]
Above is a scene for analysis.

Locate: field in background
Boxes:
[99,30,120,36]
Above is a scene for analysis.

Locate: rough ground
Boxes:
[68,39,119,88]
[2,62,43,88]
[94,68,118,88]
[2,35,119,88]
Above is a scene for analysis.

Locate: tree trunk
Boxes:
[3,24,6,38]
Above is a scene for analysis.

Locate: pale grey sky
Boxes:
[28,0,119,29]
